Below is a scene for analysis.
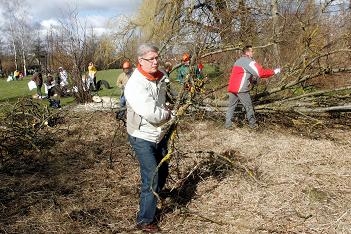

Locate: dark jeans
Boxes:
[47,88,54,98]
[116,95,126,120]
[120,95,126,108]
[128,135,169,225]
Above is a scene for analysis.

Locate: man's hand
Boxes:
[274,68,281,74]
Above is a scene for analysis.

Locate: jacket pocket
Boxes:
[126,107,142,133]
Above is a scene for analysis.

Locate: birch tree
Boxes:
[0,0,35,76]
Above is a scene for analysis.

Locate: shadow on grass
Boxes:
[0,110,129,233]
[0,137,97,224]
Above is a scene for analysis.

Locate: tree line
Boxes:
[1,0,350,106]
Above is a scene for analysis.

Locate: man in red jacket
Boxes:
[225,45,281,129]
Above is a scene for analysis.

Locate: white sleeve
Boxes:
[125,77,169,125]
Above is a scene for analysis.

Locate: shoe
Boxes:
[249,123,260,132]
[225,123,233,129]
[225,123,238,130]
[249,123,259,129]
[136,223,160,233]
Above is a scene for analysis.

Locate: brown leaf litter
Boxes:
[0,109,350,233]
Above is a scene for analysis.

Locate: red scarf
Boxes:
[137,64,163,81]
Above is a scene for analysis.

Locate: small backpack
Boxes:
[49,99,61,109]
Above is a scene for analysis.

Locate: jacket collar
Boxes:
[137,64,164,81]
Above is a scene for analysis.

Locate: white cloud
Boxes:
[27,0,140,36]
[28,0,141,23]
[40,19,60,29]
[0,0,141,41]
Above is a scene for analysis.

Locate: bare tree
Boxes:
[271,0,280,67]
[0,0,35,76]
[1,0,20,71]
[116,0,351,116]
[94,35,119,69]
[53,7,93,103]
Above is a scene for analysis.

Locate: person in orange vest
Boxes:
[196,62,204,79]
[177,53,191,83]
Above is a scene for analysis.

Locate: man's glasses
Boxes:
[141,57,160,63]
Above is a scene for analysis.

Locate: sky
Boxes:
[1,0,142,36]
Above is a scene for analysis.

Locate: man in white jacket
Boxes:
[124,43,171,233]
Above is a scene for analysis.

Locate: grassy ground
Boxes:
[0,77,34,102]
[0,69,123,106]
[0,64,223,106]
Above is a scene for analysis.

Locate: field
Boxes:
[0,98,350,233]
[0,64,221,105]
[0,69,123,105]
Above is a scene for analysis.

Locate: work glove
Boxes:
[274,68,281,74]
[169,110,177,122]
[165,109,176,121]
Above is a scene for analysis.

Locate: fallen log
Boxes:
[294,105,351,113]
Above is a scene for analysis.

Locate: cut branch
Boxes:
[258,67,351,98]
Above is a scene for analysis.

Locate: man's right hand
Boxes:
[274,68,281,74]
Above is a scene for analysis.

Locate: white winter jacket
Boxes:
[124,67,170,143]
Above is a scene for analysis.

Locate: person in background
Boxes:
[45,73,56,98]
[19,71,24,80]
[163,61,173,77]
[116,61,133,107]
[124,43,172,233]
[116,61,133,120]
[7,73,14,82]
[14,70,20,80]
[58,67,68,88]
[225,45,281,129]
[88,62,97,90]
[31,70,43,98]
[196,62,204,79]
[162,61,176,105]
[176,53,191,84]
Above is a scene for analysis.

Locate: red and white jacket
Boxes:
[228,55,275,93]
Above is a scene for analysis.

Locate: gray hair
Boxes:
[137,43,159,57]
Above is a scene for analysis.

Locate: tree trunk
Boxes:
[9,21,18,70]
[21,39,27,77]
[271,0,280,67]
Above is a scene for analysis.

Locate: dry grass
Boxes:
[0,108,350,233]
